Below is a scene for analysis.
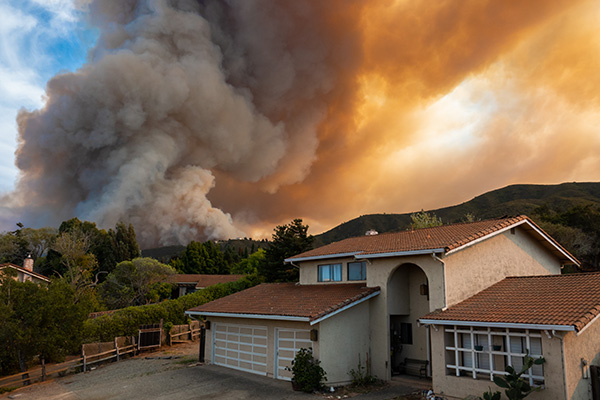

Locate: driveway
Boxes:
[1,343,430,400]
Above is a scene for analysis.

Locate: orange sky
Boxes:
[213,0,600,238]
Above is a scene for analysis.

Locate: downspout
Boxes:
[431,253,447,310]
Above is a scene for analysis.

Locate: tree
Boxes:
[108,222,140,264]
[0,226,29,265]
[171,241,229,274]
[410,209,443,229]
[20,227,57,259]
[99,258,176,309]
[0,272,94,376]
[260,219,314,282]
[231,248,266,274]
[53,229,98,298]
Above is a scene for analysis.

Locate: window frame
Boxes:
[347,261,367,281]
[318,263,342,282]
[444,325,544,386]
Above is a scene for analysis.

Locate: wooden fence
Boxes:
[0,336,136,390]
[169,321,201,344]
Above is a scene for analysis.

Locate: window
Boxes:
[444,326,544,386]
[348,261,366,281]
[318,264,342,282]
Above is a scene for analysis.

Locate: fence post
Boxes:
[41,357,46,382]
[115,337,120,362]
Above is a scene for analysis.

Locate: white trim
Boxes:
[445,219,579,265]
[354,248,446,259]
[310,291,380,325]
[418,319,576,332]
[285,252,361,263]
[185,311,310,322]
[576,311,600,336]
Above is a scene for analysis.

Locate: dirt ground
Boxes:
[0,342,431,400]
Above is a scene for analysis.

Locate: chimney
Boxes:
[24,254,34,272]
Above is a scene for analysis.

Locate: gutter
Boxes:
[418,319,576,332]
[184,311,310,323]
[354,248,446,260]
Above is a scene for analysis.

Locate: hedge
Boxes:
[83,274,263,342]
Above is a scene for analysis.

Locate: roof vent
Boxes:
[365,229,379,236]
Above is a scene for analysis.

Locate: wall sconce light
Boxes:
[310,329,319,342]
[420,284,429,296]
[582,358,590,379]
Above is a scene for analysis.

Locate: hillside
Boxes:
[313,182,600,247]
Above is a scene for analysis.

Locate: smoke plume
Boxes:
[4,0,600,246]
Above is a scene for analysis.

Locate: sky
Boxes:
[1,0,600,247]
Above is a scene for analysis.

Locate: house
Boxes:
[0,255,50,285]
[419,273,600,400]
[185,216,580,390]
[169,274,245,298]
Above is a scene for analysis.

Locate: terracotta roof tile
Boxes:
[167,274,244,288]
[187,283,380,322]
[421,273,600,331]
[288,216,577,265]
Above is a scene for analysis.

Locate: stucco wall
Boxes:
[429,327,566,399]
[444,228,562,307]
[319,300,371,385]
[367,254,444,380]
[563,321,600,400]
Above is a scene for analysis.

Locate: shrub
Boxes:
[83,274,262,342]
[287,348,326,393]
[348,354,377,387]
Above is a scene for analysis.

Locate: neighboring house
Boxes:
[169,274,245,298]
[419,273,600,400]
[0,255,50,285]
[186,216,579,390]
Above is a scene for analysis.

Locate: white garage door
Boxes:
[213,323,268,376]
[275,328,313,380]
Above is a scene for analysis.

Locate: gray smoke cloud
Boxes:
[5,0,339,247]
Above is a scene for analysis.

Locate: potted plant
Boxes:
[287,348,327,393]
[475,345,484,351]
[492,345,502,351]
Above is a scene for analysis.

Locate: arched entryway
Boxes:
[387,263,430,376]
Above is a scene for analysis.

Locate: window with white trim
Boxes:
[318,264,342,282]
[348,261,366,281]
[444,326,544,386]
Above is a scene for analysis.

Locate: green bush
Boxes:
[287,348,326,393]
[83,274,262,342]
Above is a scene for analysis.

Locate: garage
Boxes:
[212,322,268,376]
[275,328,312,380]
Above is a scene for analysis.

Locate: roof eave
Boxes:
[355,248,446,259]
[285,252,362,263]
[418,318,576,332]
[184,311,311,323]
[309,290,380,325]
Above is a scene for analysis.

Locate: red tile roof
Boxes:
[187,283,380,322]
[287,216,577,265]
[420,273,600,331]
[168,274,244,288]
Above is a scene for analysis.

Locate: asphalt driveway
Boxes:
[1,343,430,400]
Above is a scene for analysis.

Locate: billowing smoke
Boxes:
[4,0,600,246]
[7,0,360,246]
